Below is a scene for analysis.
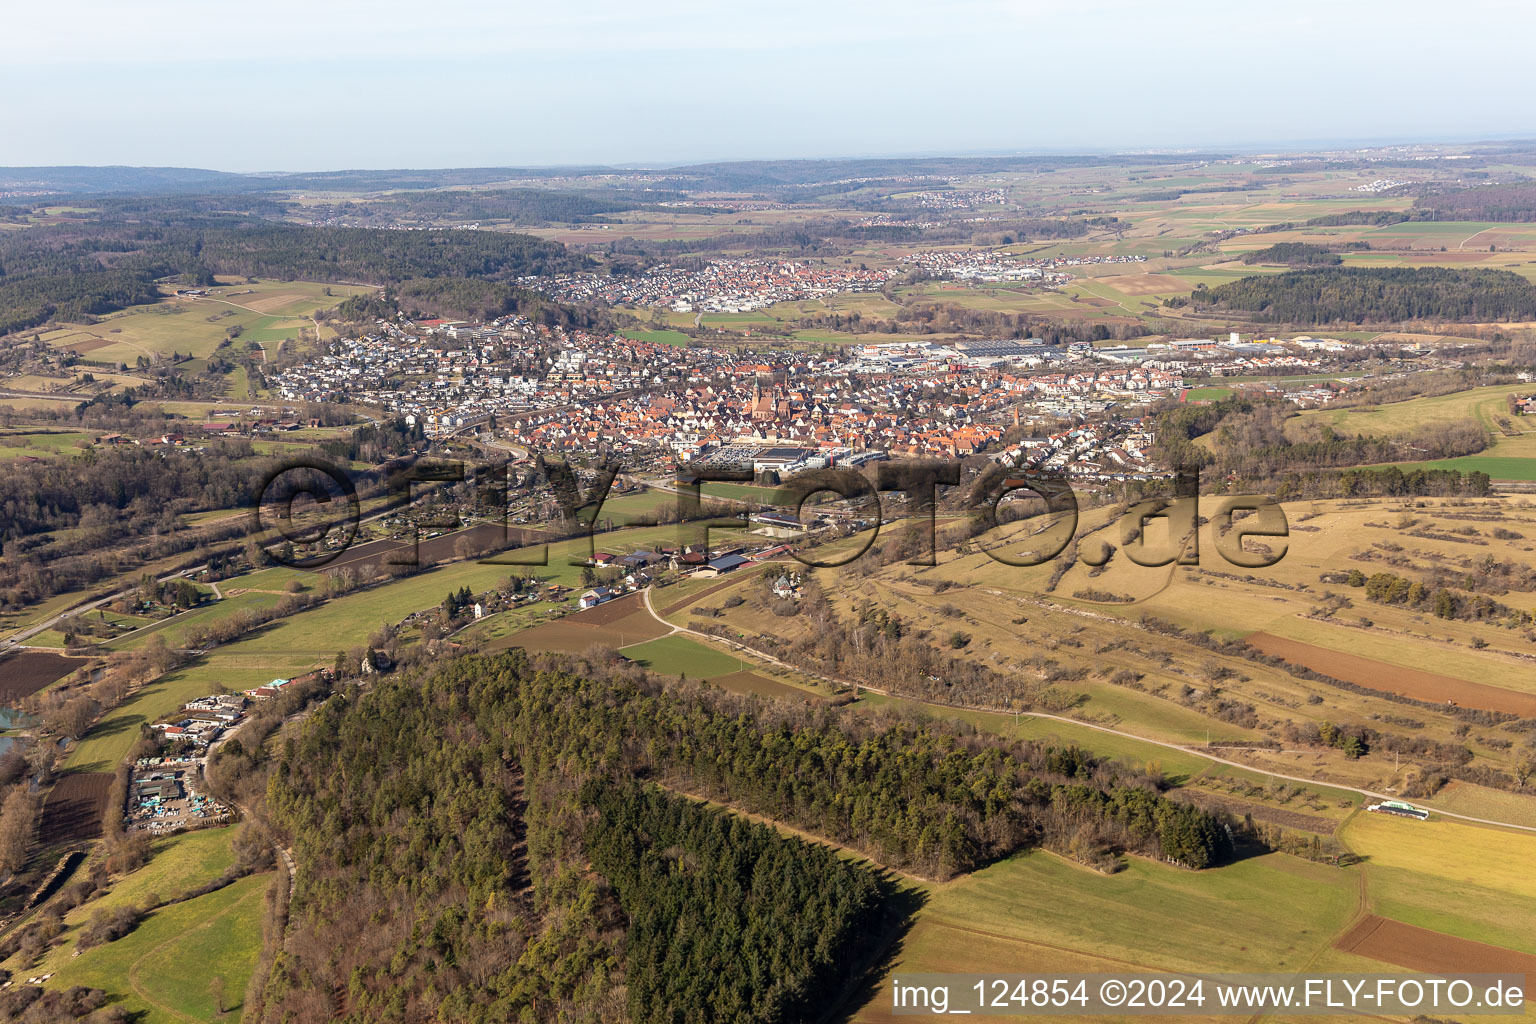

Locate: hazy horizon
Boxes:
[6,0,1533,173]
[5,128,1536,178]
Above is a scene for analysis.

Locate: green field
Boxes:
[0,429,95,459]
[1341,811,1536,953]
[1184,386,1234,402]
[225,566,320,592]
[856,844,1359,1022]
[1285,382,1536,479]
[1288,382,1520,437]
[106,591,285,651]
[39,872,272,1023]
[34,280,367,365]
[1363,455,1536,481]
[13,822,244,970]
[624,634,748,678]
[858,804,1536,1019]
[619,327,690,346]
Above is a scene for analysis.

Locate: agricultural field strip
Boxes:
[634,585,1536,836]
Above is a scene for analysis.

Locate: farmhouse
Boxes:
[697,553,750,577]
[579,586,620,609]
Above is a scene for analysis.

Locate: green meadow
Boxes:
[624,634,749,679]
[619,327,690,346]
[40,873,272,1023]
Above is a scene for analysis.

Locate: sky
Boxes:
[3,0,1533,172]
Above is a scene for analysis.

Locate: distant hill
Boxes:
[0,165,250,194]
[0,164,619,196]
[0,152,1227,197]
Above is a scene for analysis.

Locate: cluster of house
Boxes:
[509,345,1175,466]
[267,295,1214,466]
[900,188,1007,211]
[520,257,900,313]
[578,542,792,609]
[262,295,1418,489]
[994,419,1155,480]
[273,316,806,438]
[899,250,1065,283]
[898,250,1147,282]
[152,693,247,747]
[91,409,316,449]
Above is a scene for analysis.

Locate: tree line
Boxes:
[1172,267,1536,324]
[1413,183,1536,223]
[1241,243,1342,266]
[1151,395,1492,492]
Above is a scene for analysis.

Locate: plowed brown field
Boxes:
[1246,632,1536,716]
[0,650,83,702]
[488,593,669,654]
[39,771,113,844]
[1336,915,1536,980]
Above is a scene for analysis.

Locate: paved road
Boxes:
[638,587,1536,836]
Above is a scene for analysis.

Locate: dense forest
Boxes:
[1180,267,1536,323]
[256,652,1230,1022]
[585,782,884,1024]
[786,302,1146,343]
[1413,183,1536,222]
[1253,210,1418,233]
[1241,243,1341,266]
[258,653,897,1023]
[598,215,1095,261]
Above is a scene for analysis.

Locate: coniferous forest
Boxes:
[1184,266,1536,323]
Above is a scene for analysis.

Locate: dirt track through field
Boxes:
[1246,632,1536,716]
[1336,914,1536,981]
